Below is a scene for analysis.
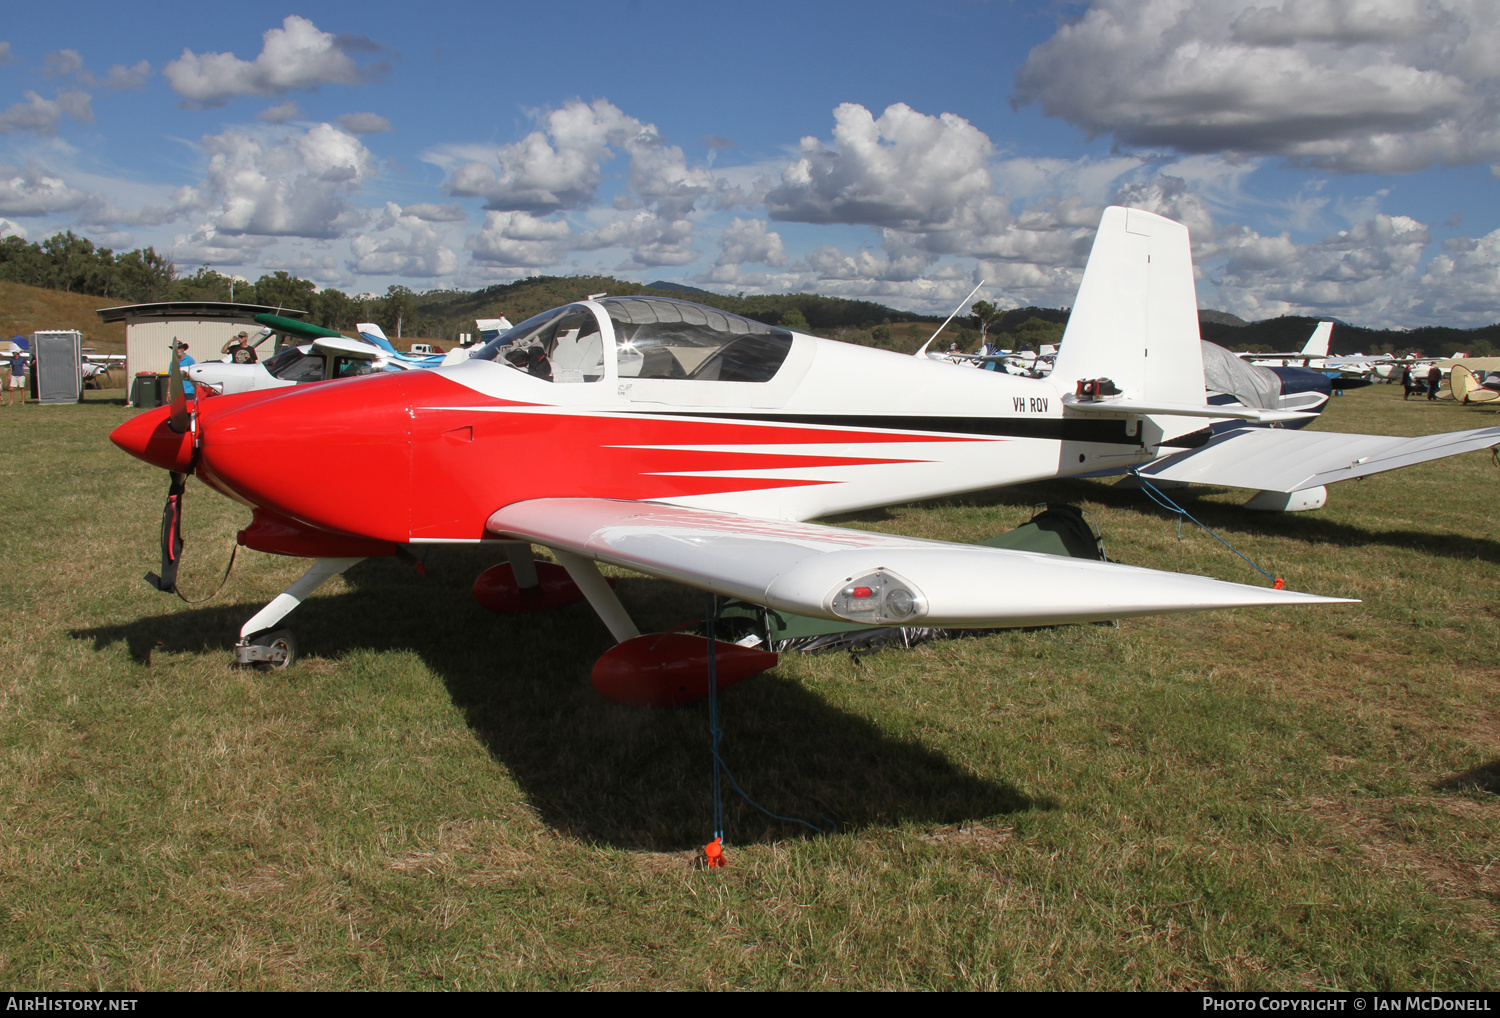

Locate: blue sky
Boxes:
[2,0,1498,327]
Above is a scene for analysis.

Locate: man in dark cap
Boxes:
[222,331,257,363]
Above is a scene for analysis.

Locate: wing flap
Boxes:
[1138,426,1500,493]
[486,498,1350,628]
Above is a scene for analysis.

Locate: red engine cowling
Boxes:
[471,560,613,614]
[591,633,778,707]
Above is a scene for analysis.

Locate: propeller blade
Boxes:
[167,342,189,435]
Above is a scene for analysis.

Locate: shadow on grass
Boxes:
[832,476,1500,567]
[1434,760,1500,796]
[72,547,1046,850]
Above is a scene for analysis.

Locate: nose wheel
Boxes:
[236,629,297,670]
[230,556,364,672]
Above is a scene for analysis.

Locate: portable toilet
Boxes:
[32,330,83,404]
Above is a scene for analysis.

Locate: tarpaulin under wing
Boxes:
[1202,341,1281,410]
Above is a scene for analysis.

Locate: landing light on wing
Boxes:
[832,570,924,624]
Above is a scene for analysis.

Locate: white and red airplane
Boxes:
[110,207,1351,704]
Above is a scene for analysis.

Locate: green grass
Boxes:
[0,385,1496,990]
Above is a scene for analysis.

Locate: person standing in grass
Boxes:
[1427,364,1442,400]
[1401,365,1415,400]
[5,350,25,406]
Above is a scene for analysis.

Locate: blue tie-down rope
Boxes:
[705,593,838,838]
[1128,470,1283,587]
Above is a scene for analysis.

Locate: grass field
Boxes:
[0,384,1496,990]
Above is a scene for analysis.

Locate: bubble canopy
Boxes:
[470,296,795,384]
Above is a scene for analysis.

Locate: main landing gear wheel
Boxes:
[236,629,298,671]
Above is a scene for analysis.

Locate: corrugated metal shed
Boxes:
[96,302,309,404]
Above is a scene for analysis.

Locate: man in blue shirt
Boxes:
[5,350,25,405]
[174,341,196,398]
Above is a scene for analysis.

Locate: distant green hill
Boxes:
[1197,313,1500,357]
[410,275,943,343]
[411,279,1498,357]
[645,280,719,296]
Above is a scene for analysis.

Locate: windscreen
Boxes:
[471,305,603,383]
[470,307,569,364]
[604,297,793,382]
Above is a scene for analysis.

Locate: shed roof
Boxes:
[95,301,309,323]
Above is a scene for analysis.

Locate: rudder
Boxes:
[1051,207,1205,407]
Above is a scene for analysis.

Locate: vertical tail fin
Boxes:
[355,322,398,356]
[1051,207,1205,406]
[1301,321,1333,357]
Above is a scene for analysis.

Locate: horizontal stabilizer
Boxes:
[1137,425,1500,493]
[486,498,1352,629]
[1063,395,1314,423]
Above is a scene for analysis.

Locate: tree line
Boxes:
[0,231,422,337]
[8,233,1496,356]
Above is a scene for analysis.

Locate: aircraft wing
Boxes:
[1136,425,1500,493]
[486,498,1349,629]
[311,336,383,361]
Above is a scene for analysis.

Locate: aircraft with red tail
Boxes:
[111,207,1352,704]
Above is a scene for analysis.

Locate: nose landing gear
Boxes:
[237,628,297,670]
[232,556,363,670]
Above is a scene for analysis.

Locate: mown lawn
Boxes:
[0,384,1495,990]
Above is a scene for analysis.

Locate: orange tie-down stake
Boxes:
[699,837,727,869]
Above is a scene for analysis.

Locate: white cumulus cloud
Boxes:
[578,210,697,269]
[350,202,458,277]
[0,163,90,216]
[272,253,350,287]
[0,90,92,135]
[401,202,465,223]
[765,103,994,228]
[1418,229,1500,321]
[1015,0,1500,174]
[466,210,573,267]
[338,112,391,135]
[193,123,376,239]
[164,16,373,105]
[257,101,302,124]
[169,225,275,267]
[715,218,787,268]
[449,99,720,269]
[448,99,648,212]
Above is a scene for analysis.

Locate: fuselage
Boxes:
[160,298,1193,545]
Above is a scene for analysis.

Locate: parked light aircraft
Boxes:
[186,316,399,396]
[1240,323,1377,385]
[1243,321,1333,368]
[1449,364,1500,404]
[355,322,465,367]
[111,206,1355,703]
